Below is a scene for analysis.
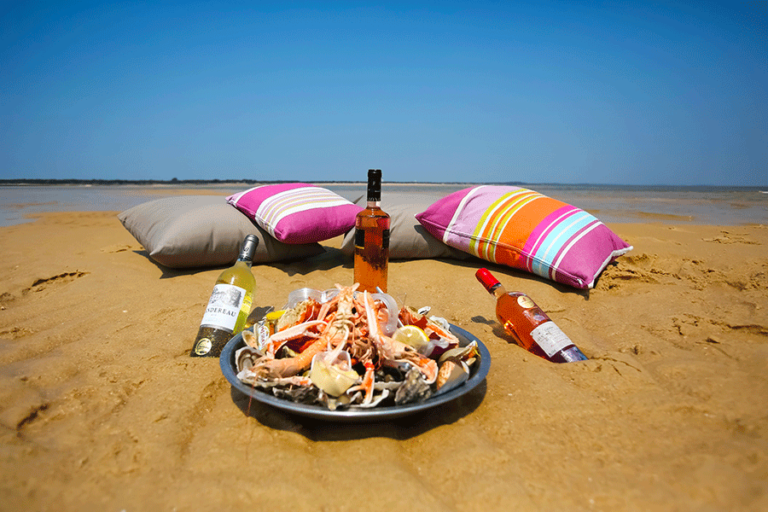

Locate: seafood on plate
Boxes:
[235,283,480,410]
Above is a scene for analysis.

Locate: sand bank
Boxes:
[1,211,766,510]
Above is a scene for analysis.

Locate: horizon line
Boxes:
[0,178,766,190]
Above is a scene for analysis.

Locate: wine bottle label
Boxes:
[193,337,213,356]
[200,284,246,332]
[530,321,572,357]
[517,296,535,308]
[354,228,390,249]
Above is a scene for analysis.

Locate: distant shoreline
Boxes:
[1,179,766,191]
[0,178,481,187]
[1,179,765,227]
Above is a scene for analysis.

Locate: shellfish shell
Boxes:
[394,368,432,405]
[435,359,470,396]
[438,341,479,365]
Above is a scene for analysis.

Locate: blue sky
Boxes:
[1,1,766,185]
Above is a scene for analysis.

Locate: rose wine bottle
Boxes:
[475,268,587,363]
[354,169,390,293]
[190,235,258,357]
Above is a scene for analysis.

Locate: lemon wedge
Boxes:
[393,325,430,350]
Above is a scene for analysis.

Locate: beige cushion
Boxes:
[118,195,324,268]
[341,192,471,260]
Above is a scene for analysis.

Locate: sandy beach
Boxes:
[1,202,767,510]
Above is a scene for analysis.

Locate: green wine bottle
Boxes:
[190,235,258,357]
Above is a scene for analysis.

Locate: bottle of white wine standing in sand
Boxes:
[190,235,258,357]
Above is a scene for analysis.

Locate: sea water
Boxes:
[0,183,766,227]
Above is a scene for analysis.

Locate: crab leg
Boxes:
[361,361,375,404]
[258,337,328,377]
[364,291,394,360]
[266,319,327,355]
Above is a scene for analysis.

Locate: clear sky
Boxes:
[1,1,766,186]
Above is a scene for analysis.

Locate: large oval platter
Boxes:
[220,324,491,422]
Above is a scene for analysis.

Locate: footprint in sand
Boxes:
[0,386,49,431]
[100,244,139,253]
[0,326,35,339]
[702,230,760,245]
[0,291,13,309]
[22,271,89,295]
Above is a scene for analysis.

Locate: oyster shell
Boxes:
[347,388,391,409]
[438,341,479,366]
[235,345,263,373]
[394,368,432,405]
[241,328,258,349]
[272,384,318,404]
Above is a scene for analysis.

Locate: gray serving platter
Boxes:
[220,324,491,422]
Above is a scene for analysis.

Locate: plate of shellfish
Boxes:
[219,284,491,421]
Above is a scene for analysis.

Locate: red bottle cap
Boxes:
[475,268,500,291]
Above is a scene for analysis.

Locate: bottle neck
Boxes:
[366,198,382,209]
[366,168,382,204]
[476,268,507,298]
[235,258,253,269]
[488,282,507,299]
[236,235,258,267]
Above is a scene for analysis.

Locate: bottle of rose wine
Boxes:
[354,169,390,293]
[475,268,587,363]
[190,235,258,357]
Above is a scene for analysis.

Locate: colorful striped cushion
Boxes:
[415,185,632,289]
[227,184,362,244]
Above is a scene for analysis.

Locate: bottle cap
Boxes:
[367,169,382,201]
[475,268,500,292]
[239,234,259,261]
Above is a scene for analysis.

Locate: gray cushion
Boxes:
[341,192,471,260]
[118,195,324,268]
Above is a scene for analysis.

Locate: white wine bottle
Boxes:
[190,235,258,357]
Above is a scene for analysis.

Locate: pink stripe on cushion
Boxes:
[226,183,362,244]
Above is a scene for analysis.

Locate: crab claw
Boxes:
[361,361,376,405]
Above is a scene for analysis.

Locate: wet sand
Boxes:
[1,210,767,510]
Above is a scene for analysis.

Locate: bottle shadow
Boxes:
[471,314,516,343]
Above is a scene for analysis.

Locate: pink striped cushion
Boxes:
[415,185,632,289]
[227,184,362,244]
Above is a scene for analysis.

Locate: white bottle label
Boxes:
[530,321,572,357]
[200,284,246,332]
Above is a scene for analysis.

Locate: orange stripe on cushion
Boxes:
[470,189,533,260]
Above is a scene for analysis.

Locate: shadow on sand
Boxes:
[228,379,487,441]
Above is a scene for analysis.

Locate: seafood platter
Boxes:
[219,284,491,421]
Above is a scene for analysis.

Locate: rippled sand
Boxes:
[1,210,766,510]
